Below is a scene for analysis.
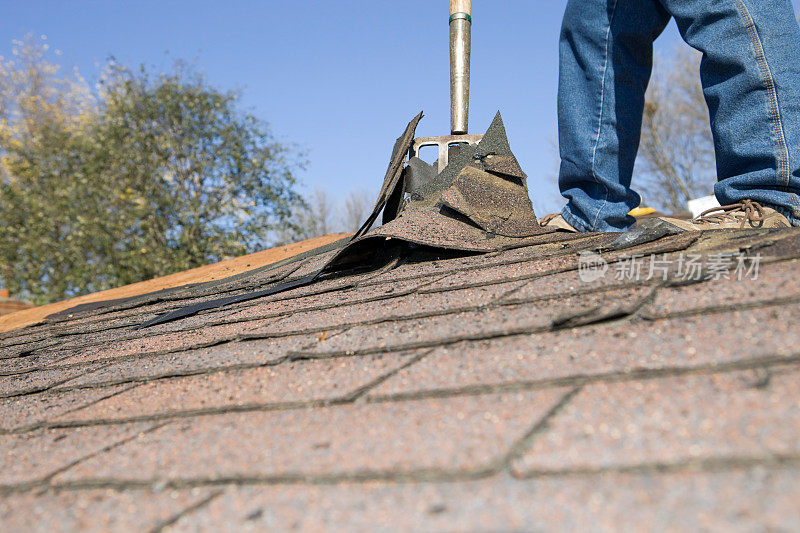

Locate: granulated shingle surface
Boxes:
[0,422,153,486]
[369,301,800,398]
[55,389,568,484]
[166,468,800,532]
[0,384,133,431]
[52,333,326,389]
[0,362,108,398]
[511,367,800,475]
[0,488,216,533]
[301,285,653,356]
[643,258,800,317]
[54,319,278,366]
[2,227,800,530]
[57,352,421,423]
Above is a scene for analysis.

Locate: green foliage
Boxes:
[0,38,303,304]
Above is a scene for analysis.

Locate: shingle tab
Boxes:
[165,467,800,532]
[54,389,568,484]
[57,352,421,423]
[0,488,217,533]
[0,384,132,431]
[370,301,800,398]
[54,333,325,389]
[511,367,800,475]
[0,422,153,486]
[302,285,653,356]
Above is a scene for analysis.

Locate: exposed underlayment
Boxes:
[1,113,800,529]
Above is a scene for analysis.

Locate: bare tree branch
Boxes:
[635,45,716,213]
[341,189,373,232]
[273,187,376,244]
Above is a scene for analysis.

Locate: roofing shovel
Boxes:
[409,0,483,174]
[138,0,549,331]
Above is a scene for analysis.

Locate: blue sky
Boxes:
[3,1,799,214]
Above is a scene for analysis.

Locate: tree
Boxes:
[0,38,303,304]
[635,46,716,213]
[94,61,303,284]
[276,188,337,244]
[272,187,375,245]
[342,189,373,232]
[0,36,107,303]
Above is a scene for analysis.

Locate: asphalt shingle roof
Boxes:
[1,227,800,531]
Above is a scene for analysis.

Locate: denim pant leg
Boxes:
[659,0,800,225]
[558,0,671,232]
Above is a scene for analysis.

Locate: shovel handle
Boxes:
[450,0,471,135]
[450,0,471,16]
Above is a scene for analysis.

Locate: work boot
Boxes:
[658,200,791,231]
[539,213,580,232]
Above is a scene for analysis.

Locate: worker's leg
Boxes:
[558,0,671,232]
[659,0,800,225]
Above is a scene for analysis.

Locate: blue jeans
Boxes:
[558,0,800,231]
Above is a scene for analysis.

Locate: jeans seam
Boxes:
[561,205,591,232]
[589,0,620,230]
[733,0,791,188]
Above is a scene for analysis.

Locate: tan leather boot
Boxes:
[539,213,580,233]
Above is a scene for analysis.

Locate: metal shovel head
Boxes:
[410,133,483,174]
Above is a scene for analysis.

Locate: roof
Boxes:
[0,233,349,334]
[1,226,800,531]
[0,298,34,317]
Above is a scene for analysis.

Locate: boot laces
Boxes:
[695,200,765,228]
[540,213,560,226]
